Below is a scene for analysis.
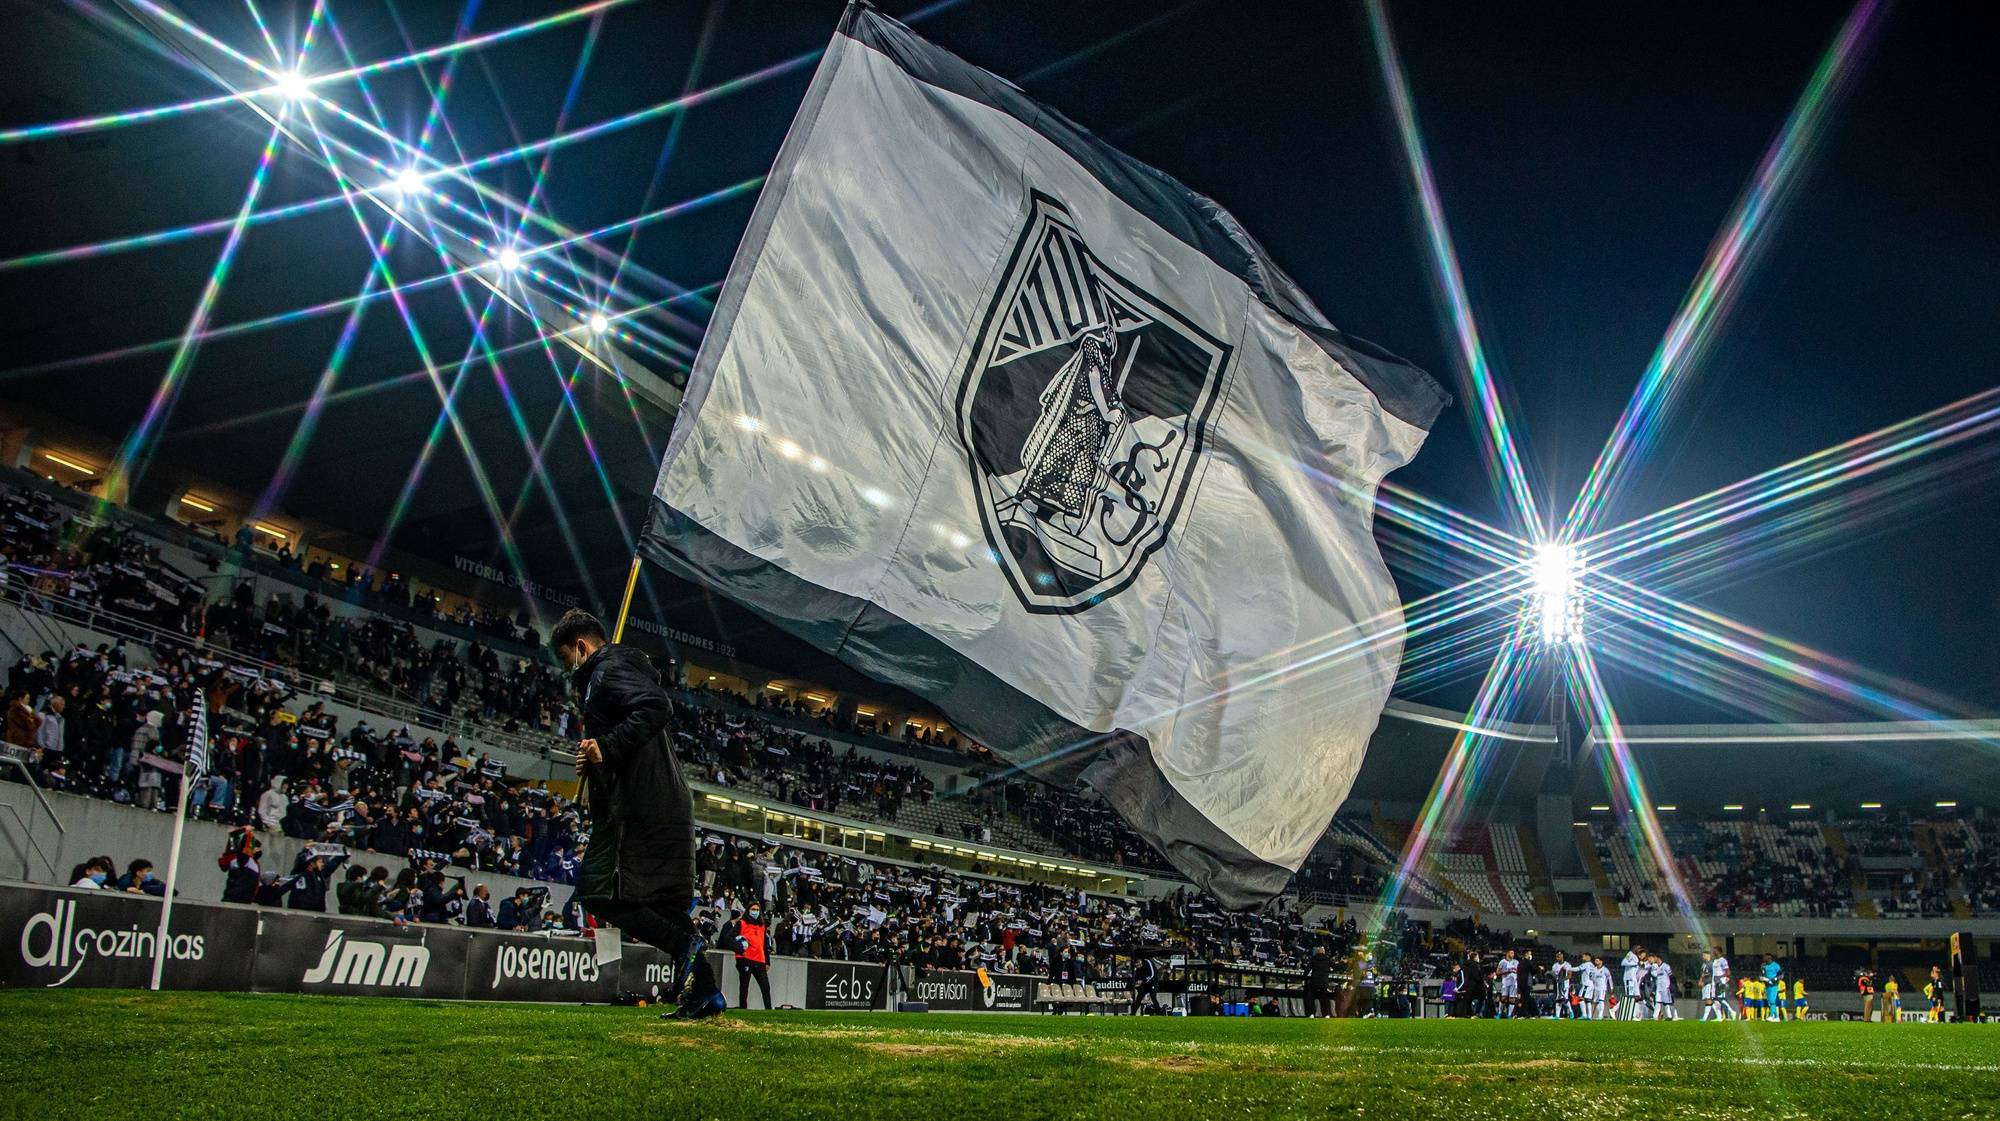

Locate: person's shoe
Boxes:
[661,992,726,1021]
[667,935,708,1004]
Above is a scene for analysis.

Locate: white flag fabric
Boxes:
[643,7,1446,907]
[184,695,209,779]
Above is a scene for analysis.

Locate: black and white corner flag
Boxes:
[184,694,209,779]
[642,6,1447,907]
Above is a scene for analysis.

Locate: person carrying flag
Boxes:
[554,609,722,1021]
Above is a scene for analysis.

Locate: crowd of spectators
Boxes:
[203,585,577,738]
[687,825,1354,978]
[6,632,591,890]
[2,480,1186,878]
[15,478,2000,933]
[0,485,210,635]
[209,821,581,932]
[1961,821,2000,915]
[1673,820,1856,918]
[1840,813,1959,918]
[674,705,934,823]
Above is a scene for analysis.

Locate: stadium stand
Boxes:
[0,477,1208,880]
[6,469,1999,1030]
[693,823,1198,974]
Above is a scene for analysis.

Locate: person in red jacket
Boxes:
[721,905,772,1009]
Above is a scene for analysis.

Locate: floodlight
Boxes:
[495,247,523,272]
[274,69,312,101]
[587,311,610,335]
[1531,541,1585,645]
[391,167,425,197]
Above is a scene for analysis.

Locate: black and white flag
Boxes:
[642,7,1445,907]
[184,696,209,779]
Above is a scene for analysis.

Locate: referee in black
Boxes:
[553,609,721,1020]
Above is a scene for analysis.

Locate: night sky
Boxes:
[2,0,1994,724]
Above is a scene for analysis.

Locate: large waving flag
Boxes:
[642,5,1446,906]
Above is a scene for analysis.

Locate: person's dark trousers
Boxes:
[591,899,718,1005]
[737,961,772,1009]
[1131,983,1157,1015]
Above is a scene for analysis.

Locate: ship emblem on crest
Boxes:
[956,192,1232,614]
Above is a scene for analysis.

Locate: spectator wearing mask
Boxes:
[496,887,537,931]
[70,857,112,889]
[111,710,163,786]
[4,688,40,750]
[335,865,372,915]
[418,872,453,924]
[286,850,347,912]
[256,777,289,831]
[465,884,496,928]
[219,829,262,904]
[35,695,65,757]
[116,859,163,896]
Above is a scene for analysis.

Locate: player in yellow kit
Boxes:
[1883,976,1901,1022]
[1744,977,1764,1020]
[1790,978,1808,1020]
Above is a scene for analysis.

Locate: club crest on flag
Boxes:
[956,192,1232,614]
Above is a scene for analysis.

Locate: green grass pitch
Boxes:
[4,991,1995,1119]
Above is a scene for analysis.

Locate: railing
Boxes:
[0,742,65,881]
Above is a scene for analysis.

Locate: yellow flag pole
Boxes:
[577,552,643,803]
[610,552,644,643]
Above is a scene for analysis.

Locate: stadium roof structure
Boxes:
[1577,718,2000,812]
[1352,710,2000,815]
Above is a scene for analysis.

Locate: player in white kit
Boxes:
[1550,951,1574,1020]
[1621,946,1644,1020]
[1496,949,1520,1019]
[1699,950,1719,1020]
[1652,954,1678,1019]
[1710,948,1737,1020]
